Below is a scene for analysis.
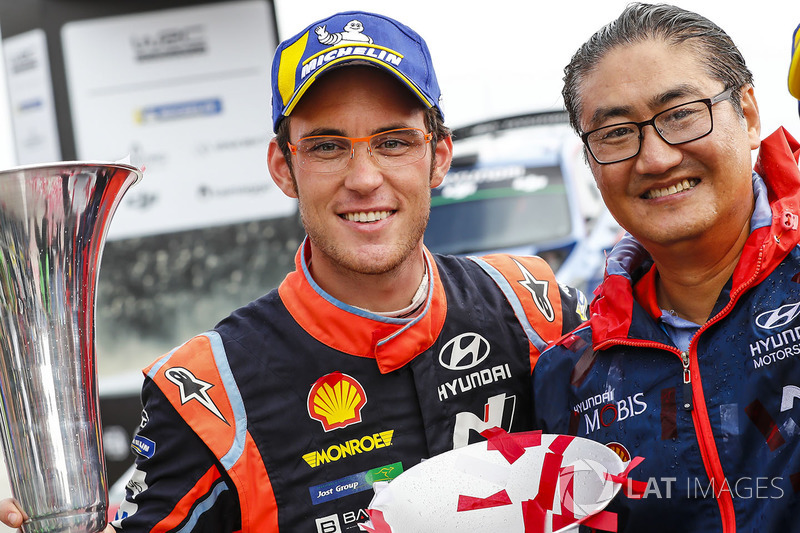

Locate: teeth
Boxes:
[343,210,391,223]
[645,179,699,199]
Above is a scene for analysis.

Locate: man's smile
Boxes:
[642,178,700,199]
[341,210,395,223]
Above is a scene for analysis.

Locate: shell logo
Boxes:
[308,372,368,431]
[606,441,631,463]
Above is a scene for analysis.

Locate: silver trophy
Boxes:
[0,161,141,532]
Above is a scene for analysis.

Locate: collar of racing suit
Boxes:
[589,127,800,344]
[277,238,447,374]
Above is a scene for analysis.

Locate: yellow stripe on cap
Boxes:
[283,56,433,117]
[278,32,310,108]
[790,24,800,99]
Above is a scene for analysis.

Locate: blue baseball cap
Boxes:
[271,11,443,131]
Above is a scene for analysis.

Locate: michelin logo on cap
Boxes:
[301,20,402,80]
[271,11,443,130]
[315,19,373,45]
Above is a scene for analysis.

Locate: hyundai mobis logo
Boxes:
[572,388,648,435]
[439,333,490,370]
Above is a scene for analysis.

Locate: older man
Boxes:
[533,3,800,532]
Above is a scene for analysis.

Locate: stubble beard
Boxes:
[297,188,431,277]
[305,206,429,277]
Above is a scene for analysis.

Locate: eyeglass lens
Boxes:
[294,128,429,172]
[586,100,713,164]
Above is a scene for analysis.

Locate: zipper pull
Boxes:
[681,351,693,411]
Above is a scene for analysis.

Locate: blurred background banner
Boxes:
[2,29,60,164]
[61,0,295,239]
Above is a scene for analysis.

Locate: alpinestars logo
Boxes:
[513,258,554,322]
[165,367,228,425]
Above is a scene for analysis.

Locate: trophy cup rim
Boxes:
[0,160,143,186]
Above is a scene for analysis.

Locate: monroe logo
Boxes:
[308,372,367,432]
[755,302,800,329]
[439,333,490,370]
[302,430,394,468]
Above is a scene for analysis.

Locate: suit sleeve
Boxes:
[110,378,242,533]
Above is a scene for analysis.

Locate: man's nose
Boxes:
[344,142,384,193]
[634,125,683,174]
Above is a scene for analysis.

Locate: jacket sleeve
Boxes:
[110,378,242,532]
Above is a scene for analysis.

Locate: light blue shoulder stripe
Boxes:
[202,331,248,470]
[468,256,547,352]
[175,480,229,533]
[145,331,247,471]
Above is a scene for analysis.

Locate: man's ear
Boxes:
[740,84,761,150]
[430,135,453,189]
[267,137,298,198]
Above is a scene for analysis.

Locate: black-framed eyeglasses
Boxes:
[580,88,734,165]
[287,127,432,173]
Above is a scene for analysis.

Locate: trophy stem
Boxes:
[0,162,141,533]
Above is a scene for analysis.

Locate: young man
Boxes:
[533,3,800,532]
[0,11,585,532]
